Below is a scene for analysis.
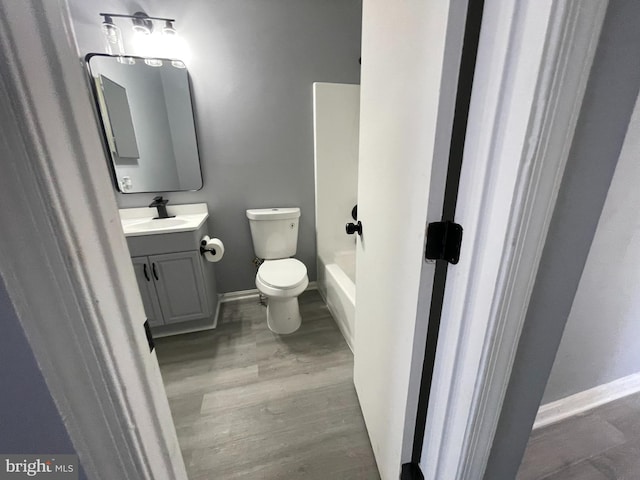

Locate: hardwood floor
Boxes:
[517,391,640,479]
[155,291,380,480]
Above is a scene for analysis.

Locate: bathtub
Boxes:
[318,251,356,352]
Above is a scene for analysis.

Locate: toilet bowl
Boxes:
[246,207,308,334]
[256,258,309,334]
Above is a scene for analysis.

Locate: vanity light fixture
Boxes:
[99,12,182,66]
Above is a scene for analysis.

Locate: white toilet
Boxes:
[246,207,309,334]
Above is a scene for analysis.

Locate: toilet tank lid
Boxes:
[246,208,300,220]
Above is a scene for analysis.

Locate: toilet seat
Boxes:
[257,258,307,290]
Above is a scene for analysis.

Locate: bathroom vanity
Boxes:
[85,51,217,337]
[120,204,219,336]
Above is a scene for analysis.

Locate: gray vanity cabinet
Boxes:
[126,220,217,331]
[132,251,210,326]
[150,251,209,324]
[132,256,164,327]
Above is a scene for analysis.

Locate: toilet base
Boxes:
[266,296,301,334]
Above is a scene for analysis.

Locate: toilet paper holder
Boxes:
[200,236,225,263]
[200,238,216,256]
[200,245,216,255]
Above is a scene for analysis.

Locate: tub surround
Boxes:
[313,82,360,350]
[322,259,356,352]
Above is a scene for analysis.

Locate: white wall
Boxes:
[542,89,640,404]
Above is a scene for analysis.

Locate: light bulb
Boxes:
[132,12,153,36]
[162,21,177,37]
[102,16,133,64]
[132,24,151,35]
[102,16,124,55]
[160,21,190,67]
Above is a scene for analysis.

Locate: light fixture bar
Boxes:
[99,13,176,22]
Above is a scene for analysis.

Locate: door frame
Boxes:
[413,0,608,479]
[0,1,608,480]
[0,1,187,478]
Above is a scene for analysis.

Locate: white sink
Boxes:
[129,218,189,231]
[119,203,209,237]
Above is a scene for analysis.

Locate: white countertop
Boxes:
[119,203,209,237]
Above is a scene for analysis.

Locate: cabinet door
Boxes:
[150,251,210,324]
[132,256,164,327]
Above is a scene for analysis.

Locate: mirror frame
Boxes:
[85,53,204,194]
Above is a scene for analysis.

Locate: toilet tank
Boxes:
[246,207,300,259]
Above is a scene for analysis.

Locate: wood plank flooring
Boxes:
[155,291,380,480]
[517,391,640,479]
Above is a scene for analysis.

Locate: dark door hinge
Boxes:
[425,221,463,264]
[143,320,155,353]
[401,462,424,480]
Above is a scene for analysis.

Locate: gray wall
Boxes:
[0,277,86,479]
[484,1,640,478]
[542,93,640,404]
[68,0,363,292]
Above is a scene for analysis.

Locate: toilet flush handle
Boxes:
[346,221,362,236]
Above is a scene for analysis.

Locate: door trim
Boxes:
[0,1,187,478]
[409,0,485,464]
[417,1,608,478]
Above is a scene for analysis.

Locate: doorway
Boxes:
[0,0,472,477]
[511,3,640,476]
[2,0,604,479]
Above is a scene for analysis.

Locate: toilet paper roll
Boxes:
[201,235,211,246]
[203,238,225,263]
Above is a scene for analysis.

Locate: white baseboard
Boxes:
[219,281,318,303]
[534,372,640,430]
[219,288,260,303]
[212,299,221,329]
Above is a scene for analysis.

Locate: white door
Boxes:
[353,1,467,479]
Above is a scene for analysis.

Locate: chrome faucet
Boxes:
[149,196,172,219]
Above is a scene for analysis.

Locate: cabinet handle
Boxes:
[143,263,150,282]
[152,263,159,281]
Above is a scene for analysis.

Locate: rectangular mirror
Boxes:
[87,54,203,193]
